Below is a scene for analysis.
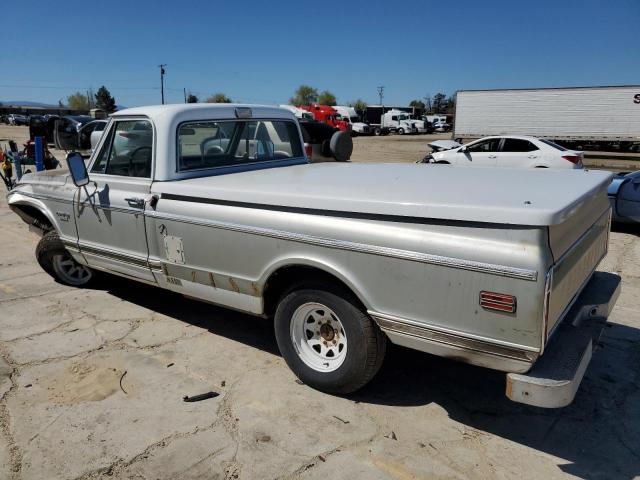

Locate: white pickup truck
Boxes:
[7,104,620,407]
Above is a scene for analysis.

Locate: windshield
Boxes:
[349,116,358,123]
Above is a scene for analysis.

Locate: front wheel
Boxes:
[36,231,95,287]
[397,128,405,135]
[274,287,386,394]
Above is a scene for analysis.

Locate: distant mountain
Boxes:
[1,100,129,111]
[1,100,59,108]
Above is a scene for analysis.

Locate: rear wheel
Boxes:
[36,231,95,287]
[374,127,382,136]
[274,286,386,394]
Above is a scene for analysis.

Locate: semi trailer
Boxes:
[453,86,640,150]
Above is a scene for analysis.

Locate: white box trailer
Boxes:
[454,86,640,148]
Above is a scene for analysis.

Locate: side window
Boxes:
[91,120,153,177]
[467,138,501,153]
[91,126,115,173]
[502,138,539,152]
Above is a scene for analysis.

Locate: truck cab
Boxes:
[301,104,350,132]
[332,106,372,136]
[381,109,418,135]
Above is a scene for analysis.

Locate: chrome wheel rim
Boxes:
[52,253,92,286]
[290,302,347,372]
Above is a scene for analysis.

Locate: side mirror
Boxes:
[66,152,90,187]
[459,146,467,153]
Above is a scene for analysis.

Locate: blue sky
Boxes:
[2,0,639,107]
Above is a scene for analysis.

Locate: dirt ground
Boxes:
[0,124,639,480]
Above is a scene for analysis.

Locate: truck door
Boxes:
[498,138,541,167]
[460,138,500,166]
[74,118,155,282]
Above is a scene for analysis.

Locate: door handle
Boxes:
[488,155,497,159]
[125,197,145,209]
[528,155,538,159]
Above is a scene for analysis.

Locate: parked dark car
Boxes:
[29,115,47,140]
[54,116,105,152]
[608,171,640,223]
[43,114,60,144]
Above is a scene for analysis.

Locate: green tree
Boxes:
[289,85,318,106]
[317,90,337,106]
[187,93,199,103]
[432,93,447,113]
[67,91,90,111]
[206,93,232,103]
[347,99,367,112]
[94,86,116,112]
[409,99,425,110]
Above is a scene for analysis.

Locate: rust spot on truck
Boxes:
[251,282,261,297]
[191,271,197,282]
[208,272,216,288]
[228,278,240,293]
[505,376,513,398]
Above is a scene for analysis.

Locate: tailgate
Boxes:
[545,208,610,343]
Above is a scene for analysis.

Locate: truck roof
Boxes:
[112,103,296,122]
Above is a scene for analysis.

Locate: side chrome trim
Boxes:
[78,242,149,268]
[370,310,539,362]
[147,211,538,281]
[9,190,74,205]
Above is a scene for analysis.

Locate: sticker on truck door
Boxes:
[164,235,185,264]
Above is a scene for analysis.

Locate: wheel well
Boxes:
[9,204,54,232]
[262,265,364,318]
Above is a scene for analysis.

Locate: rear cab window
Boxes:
[177,119,303,172]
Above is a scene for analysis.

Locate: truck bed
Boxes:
[155,163,612,226]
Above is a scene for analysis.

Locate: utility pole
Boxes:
[159,64,167,104]
[183,88,187,103]
[377,86,385,106]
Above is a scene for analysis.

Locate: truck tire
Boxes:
[36,231,95,287]
[274,286,386,394]
[374,127,382,136]
[397,128,405,135]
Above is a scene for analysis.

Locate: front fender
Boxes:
[7,191,68,235]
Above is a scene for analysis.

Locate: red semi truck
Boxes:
[300,104,350,132]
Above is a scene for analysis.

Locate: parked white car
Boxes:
[422,136,584,169]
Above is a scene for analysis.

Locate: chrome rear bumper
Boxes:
[506,271,621,408]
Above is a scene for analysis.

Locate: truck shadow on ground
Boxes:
[104,279,640,480]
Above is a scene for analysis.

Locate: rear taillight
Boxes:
[480,291,517,313]
[561,155,582,164]
[304,143,312,158]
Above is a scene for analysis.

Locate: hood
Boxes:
[155,163,613,226]
[429,140,462,152]
[14,168,71,187]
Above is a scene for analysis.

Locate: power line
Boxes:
[0,84,161,90]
